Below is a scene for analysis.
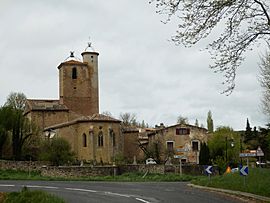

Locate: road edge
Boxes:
[187,183,270,202]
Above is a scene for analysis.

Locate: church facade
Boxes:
[24,47,123,164]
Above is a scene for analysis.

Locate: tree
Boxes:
[0,106,14,158]
[259,50,270,117]
[11,109,32,160]
[5,92,26,110]
[199,142,211,165]
[208,126,240,166]
[150,0,270,94]
[194,119,199,127]
[177,115,189,124]
[244,118,253,144]
[40,137,75,166]
[119,112,137,127]
[207,111,214,133]
[2,92,34,160]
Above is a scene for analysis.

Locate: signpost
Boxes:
[174,146,189,176]
[205,165,213,175]
[256,146,264,168]
[239,166,248,176]
[239,165,248,187]
[204,165,213,181]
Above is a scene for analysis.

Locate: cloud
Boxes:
[0,0,267,130]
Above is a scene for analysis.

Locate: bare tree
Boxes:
[5,92,26,110]
[259,49,270,117]
[177,115,189,124]
[150,0,270,94]
[119,112,137,126]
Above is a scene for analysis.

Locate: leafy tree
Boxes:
[11,109,33,160]
[208,126,240,165]
[207,111,214,133]
[0,106,14,158]
[40,137,75,166]
[199,142,211,165]
[177,115,189,124]
[150,0,270,94]
[5,92,26,110]
[1,92,35,160]
[258,126,270,160]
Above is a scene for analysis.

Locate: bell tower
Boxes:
[58,44,99,116]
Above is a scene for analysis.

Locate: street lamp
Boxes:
[225,136,234,163]
[44,129,56,140]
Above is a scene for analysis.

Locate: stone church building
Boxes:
[24,46,123,164]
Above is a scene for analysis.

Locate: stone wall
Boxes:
[0,160,45,172]
[40,166,118,177]
[0,160,217,177]
[119,164,213,176]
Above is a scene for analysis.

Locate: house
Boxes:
[145,123,208,164]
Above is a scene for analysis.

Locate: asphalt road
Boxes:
[0,180,243,203]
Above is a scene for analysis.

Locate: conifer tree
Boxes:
[244,118,252,143]
[207,111,214,133]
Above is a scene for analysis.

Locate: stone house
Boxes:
[24,46,123,164]
[146,123,208,164]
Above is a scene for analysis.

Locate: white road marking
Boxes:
[135,197,151,203]
[0,184,15,187]
[25,185,58,189]
[65,187,97,193]
[104,191,130,198]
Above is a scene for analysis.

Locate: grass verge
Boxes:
[192,168,270,197]
[0,169,193,182]
[1,187,65,203]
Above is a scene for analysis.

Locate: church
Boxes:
[24,45,123,164]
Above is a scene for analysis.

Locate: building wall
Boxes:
[150,124,208,164]
[123,131,144,163]
[26,111,69,130]
[55,121,123,164]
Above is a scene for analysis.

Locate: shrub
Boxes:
[39,137,75,166]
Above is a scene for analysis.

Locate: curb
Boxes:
[187,183,270,202]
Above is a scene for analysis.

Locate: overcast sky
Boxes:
[0,0,267,130]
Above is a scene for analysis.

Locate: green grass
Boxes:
[192,168,270,197]
[3,187,65,203]
[0,169,193,182]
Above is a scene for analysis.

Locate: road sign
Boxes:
[173,155,186,159]
[256,146,264,157]
[176,148,188,152]
[240,166,248,176]
[239,153,256,158]
[205,165,213,175]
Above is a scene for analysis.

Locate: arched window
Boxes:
[72,67,77,79]
[109,129,115,147]
[82,133,87,147]
[98,131,103,147]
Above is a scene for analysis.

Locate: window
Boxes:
[176,128,190,135]
[72,67,77,79]
[98,131,103,147]
[82,133,87,147]
[109,129,116,147]
[166,141,174,152]
[192,141,199,151]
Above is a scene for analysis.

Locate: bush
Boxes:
[39,137,75,166]
[4,187,65,203]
